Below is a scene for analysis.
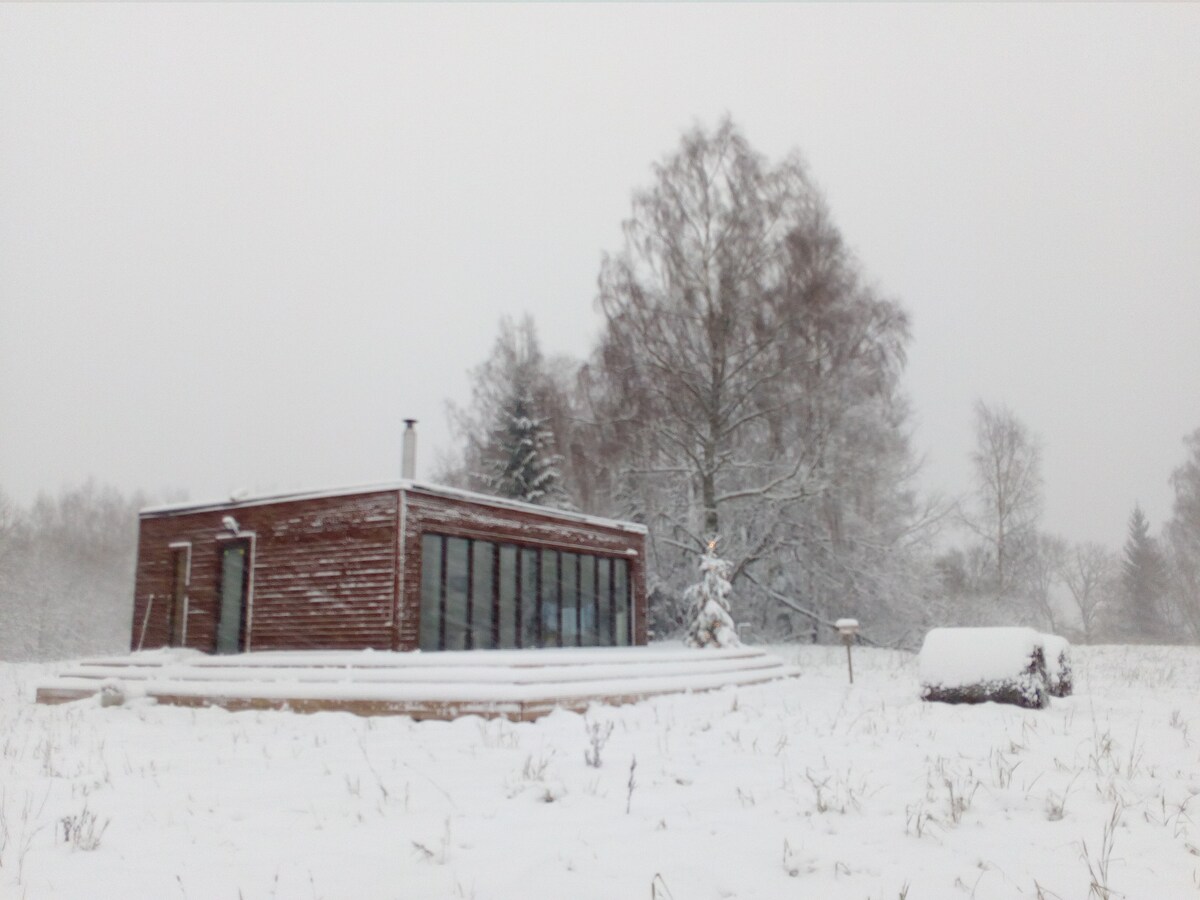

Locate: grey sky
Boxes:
[2,4,1198,550]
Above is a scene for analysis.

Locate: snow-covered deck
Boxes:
[35,646,799,720]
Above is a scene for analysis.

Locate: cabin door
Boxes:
[216,540,250,654]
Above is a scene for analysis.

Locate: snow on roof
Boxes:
[139,480,648,534]
[918,627,1043,688]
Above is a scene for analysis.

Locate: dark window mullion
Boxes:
[623,561,631,644]
[491,543,501,649]
[609,557,617,646]
[592,555,600,647]
[465,539,475,650]
[535,548,544,648]
[514,549,523,649]
[556,550,564,648]
[576,554,584,648]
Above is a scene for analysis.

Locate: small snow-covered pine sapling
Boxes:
[683,539,741,649]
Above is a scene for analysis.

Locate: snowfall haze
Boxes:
[2,4,1200,552]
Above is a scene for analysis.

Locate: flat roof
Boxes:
[139,480,648,535]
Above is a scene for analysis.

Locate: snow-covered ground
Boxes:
[2,645,1198,899]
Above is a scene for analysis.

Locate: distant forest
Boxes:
[4,119,1200,660]
[0,481,147,660]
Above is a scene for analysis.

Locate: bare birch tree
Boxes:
[582,117,923,640]
[1061,542,1115,643]
[1025,533,1067,632]
[964,400,1043,600]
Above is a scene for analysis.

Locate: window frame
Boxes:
[417,530,634,651]
[167,541,192,647]
[213,533,255,654]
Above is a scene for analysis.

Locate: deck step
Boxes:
[36,647,799,720]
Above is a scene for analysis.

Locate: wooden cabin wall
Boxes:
[131,491,399,652]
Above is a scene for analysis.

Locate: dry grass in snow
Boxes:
[2,645,1200,898]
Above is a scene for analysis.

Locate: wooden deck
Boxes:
[35,646,800,721]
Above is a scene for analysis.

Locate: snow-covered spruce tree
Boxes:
[684,543,741,648]
[1107,505,1172,642]
[444,315,574,509]
[483,385,570,507]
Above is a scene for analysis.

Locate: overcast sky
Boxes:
[2,4,1198,550]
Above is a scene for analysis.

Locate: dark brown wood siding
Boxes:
[131,486,645,654]
[131,491,399,652]
[396,487,647,651]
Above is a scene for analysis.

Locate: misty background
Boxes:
[3,5,1199,658]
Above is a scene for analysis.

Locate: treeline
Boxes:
[935,404,1200,644]
[0,481,148,661]
[441,117,1200,647]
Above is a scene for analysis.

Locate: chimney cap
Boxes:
[403,418,417,428]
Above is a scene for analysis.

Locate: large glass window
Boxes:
[579,556,597,647]
[560,552,579,646]
[471,543,495,650]
[443,538,470,650]
[614,559,630,646]
[539,550,560,648]
[498,545,518,649]
[520,548,539,649]
[417,533,634,651]
[597,558,613,647]
[419,534,445,651]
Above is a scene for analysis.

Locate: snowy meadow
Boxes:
[2,646,1198,899]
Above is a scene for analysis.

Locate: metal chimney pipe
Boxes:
[402,419,418,480]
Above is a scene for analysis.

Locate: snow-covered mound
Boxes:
[918,627,1048,709]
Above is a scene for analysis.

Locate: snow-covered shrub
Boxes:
[918,627,1049,709]
[1040,633,1073,697]
[683,546,741,649]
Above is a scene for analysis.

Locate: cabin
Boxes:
[130,481,648,655]
[39,475,797,718]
